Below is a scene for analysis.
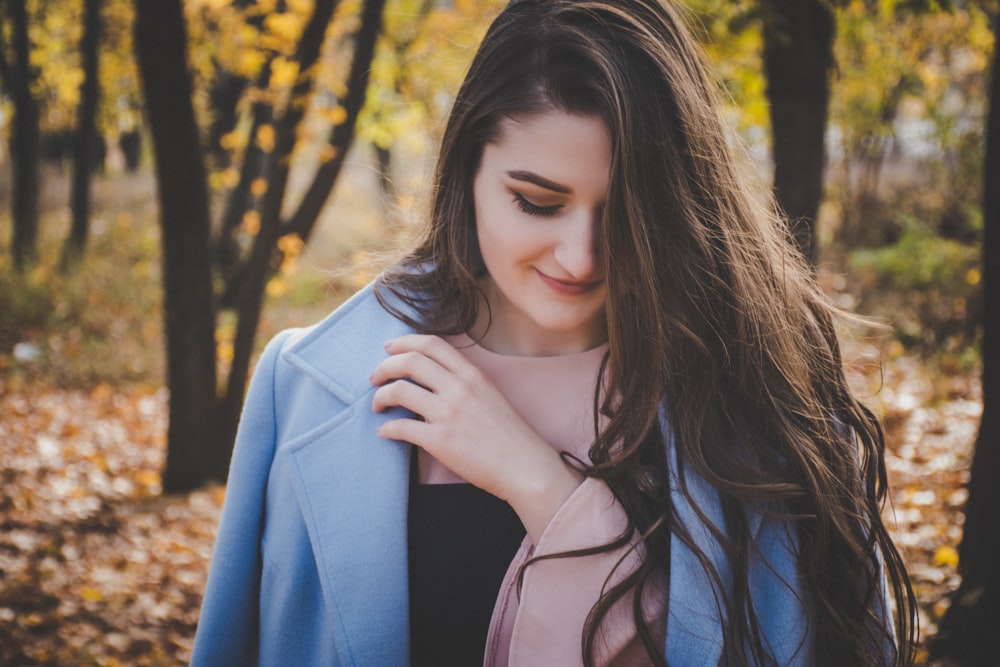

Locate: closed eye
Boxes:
[512,192,562,218]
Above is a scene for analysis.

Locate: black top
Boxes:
[408,450,527,666]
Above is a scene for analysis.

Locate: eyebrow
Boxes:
[506,170,572,195]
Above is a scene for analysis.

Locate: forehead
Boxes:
[484,111,612,191]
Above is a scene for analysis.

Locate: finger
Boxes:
[370,349,452,390]
[384,334,471,374]
[376,416,436,448]
[371,378,437,418]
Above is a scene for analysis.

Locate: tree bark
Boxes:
[760,0,835,265]
[135,0,218,493]
[215,62,275,305]
[207,71,249,171]
[1,0,41,270]
[62,0,103,269]
[929,16,1000,666]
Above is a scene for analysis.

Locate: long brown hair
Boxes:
[376,0,917,664]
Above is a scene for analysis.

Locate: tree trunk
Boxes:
[1,0,41,270]
[215,63,275,306]
[62,0,103,269]
[207,71,249,171]
[135,0,218,493]
[760,0,835,265]
[929,17,1000,666]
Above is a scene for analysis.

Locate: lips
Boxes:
[536,270,603,296]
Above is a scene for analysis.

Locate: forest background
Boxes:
[0,0,996,664]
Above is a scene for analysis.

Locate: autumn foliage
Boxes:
[0,0,996,663]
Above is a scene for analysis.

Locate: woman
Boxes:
[191,0,917,665]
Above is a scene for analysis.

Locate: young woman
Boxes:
[191,1,917,665]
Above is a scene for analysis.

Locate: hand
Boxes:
[370,334,583,542]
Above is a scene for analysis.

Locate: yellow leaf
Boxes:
[280,256,298,276]
[966,268,981,286]
[286,0,313,14]
[217,339,234,364]
[236,48,266,78]
[241,211,261,236]
[270,57,300,88]
[222,167,240,189]
[933,545,960,569]
[135,470,160,488]
[250,178,269,197]
[277,233,304,256]
[264,12,303,43]
[256,124,276,153]
[318,144,338,164]
[323,105,348,126]
[80,587,104,602]
[266,277,289,298]
[209,171,227,191]
[279,234,304,275]
[219,130,243,151]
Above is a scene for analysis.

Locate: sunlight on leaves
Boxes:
[266,276,289,298]
[270,57,301,88]
[255,124,276,153]
[241,211,261,236]
[250,178,269,198]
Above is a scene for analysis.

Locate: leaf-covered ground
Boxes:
[0,346,980,665]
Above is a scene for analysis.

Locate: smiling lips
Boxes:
[536,270,603,296]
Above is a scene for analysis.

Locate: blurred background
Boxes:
[0,0,995,664]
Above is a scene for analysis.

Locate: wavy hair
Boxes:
[376,0,917,664]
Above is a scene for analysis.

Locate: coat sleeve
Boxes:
[503,451,815,666]
[503,477,667,666]
[190,330,295,667]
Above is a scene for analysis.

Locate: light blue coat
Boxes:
[190,282,813,666]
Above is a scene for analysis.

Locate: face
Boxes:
[472,110,611,356]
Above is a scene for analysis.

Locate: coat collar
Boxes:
[282,281,419,403]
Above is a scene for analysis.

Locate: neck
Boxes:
[469,282,608,357]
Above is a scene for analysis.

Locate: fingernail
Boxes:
[383,339,393,350]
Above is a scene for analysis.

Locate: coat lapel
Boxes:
[287,410,412,665]
[280,282,419,665]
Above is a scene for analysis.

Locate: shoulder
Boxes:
[262,280,420,404]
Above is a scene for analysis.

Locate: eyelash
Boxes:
[512,193,562,218]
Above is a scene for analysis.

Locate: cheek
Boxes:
[476,208,515,260]
[479,226,540,273]
[477,227,512,273]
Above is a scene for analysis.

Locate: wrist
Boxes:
[508,451,584,545]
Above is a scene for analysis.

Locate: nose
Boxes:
[553,208,601,280]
